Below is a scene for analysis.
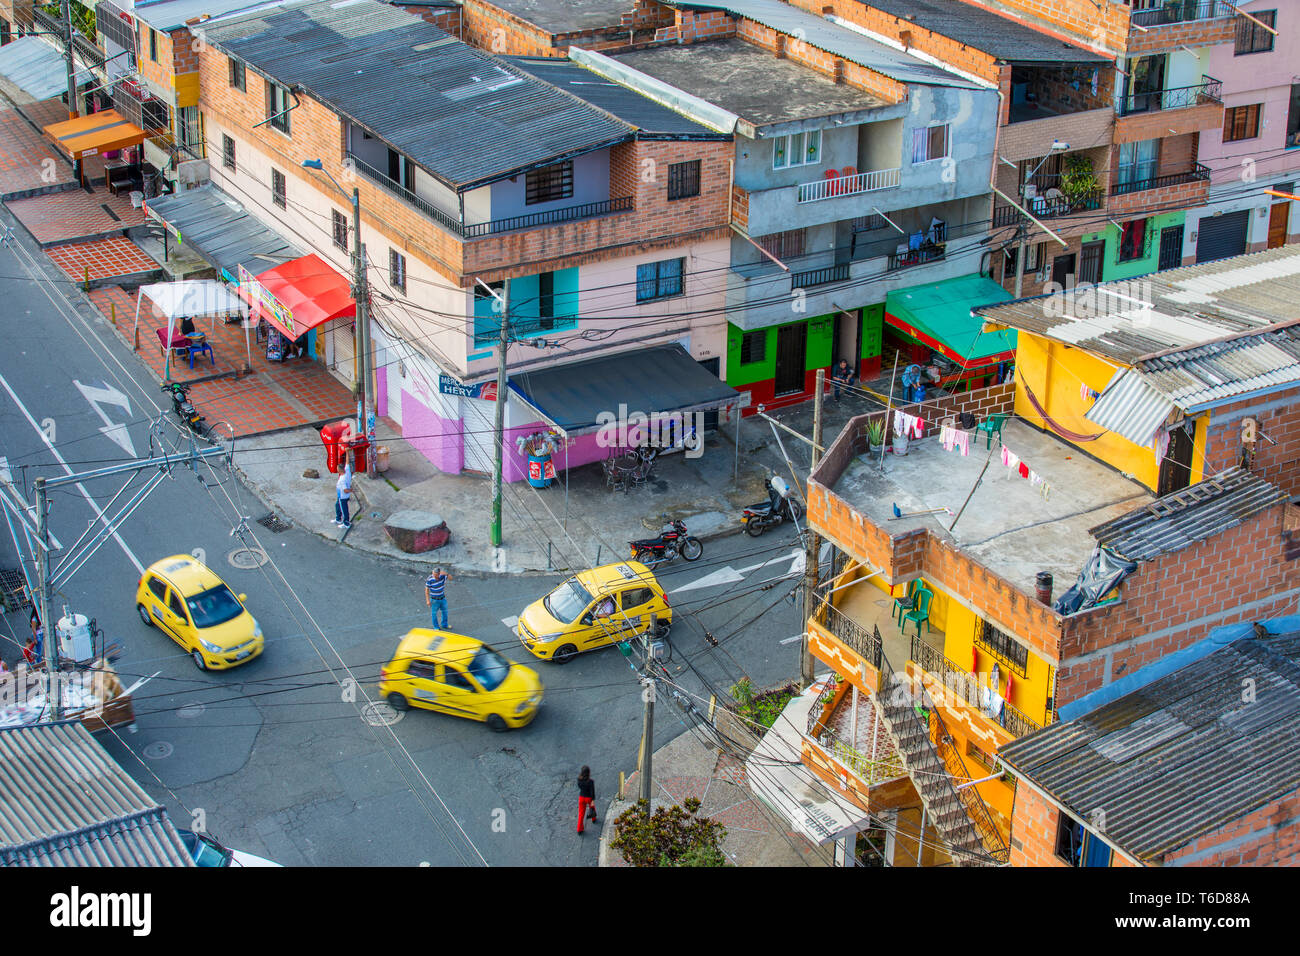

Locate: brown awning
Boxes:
[43,109,145,159]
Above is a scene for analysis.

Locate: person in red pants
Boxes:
[577,766,597,835]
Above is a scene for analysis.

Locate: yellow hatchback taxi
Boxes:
[517,561,671,664]
[379,630,543,731]
[136,555,264,670]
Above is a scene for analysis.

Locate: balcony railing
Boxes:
[791,262,850,289]
[462,196,633,238]
[887,245,946,272]
[815,600,882,669]
[797,166,901,204]
[1111,162,1210,196]
[345,151,466,237]
[1118,75,1222,116]
[994,189,1105,226]
[33,5,106,70]
[1129,0,1233,28]
[911,635,1043,740]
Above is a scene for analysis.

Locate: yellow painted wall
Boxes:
[1012,332,1207,493]
[173,72,200,109]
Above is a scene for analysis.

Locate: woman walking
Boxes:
[577,766,597,835]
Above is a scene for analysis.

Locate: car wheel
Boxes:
[191,649,207,671]
[635,548,657,564]
[553,644,578,664]
[386,692,409,712]
[137,603,153,626]
[486,714,508,733]
[680,537,703,560]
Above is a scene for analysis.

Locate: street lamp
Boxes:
[303,158,376,477]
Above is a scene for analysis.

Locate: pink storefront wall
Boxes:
[504,422,610,483]
[402,389,463,474]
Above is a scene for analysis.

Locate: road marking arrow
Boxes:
[670,566,746,594]
[74,380,136,457]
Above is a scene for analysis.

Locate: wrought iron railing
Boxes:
[910,635,1043,740]
[929,703,1012,863]
[96,1,137,55]
[33,5,106,69]
[814,599,882,669]
[113,83,170,135]
[462,196,633,238]
[1118,75,1222,115]
[797,166,901,203]
[791,262,850,289]
[1111,162,1210,196]
[1129,0,1233,28]
[887,246,946,272]
[345,151,466,237]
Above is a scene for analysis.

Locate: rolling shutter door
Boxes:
[1195,210,1250,264]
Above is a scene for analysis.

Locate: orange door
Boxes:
[1269,202,1290,249]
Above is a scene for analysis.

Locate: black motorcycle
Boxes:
[629,517,703,565]
[742,476,803,537]
[162,381,206,435]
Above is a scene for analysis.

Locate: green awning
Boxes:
[884,274,1017,368]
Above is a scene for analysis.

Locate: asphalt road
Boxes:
[0,220,809,866]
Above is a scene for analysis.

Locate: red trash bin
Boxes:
[348,438,369,474]
[320,420,353,474]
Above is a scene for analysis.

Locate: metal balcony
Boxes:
[346,151,466,236]
[797,167,901,204]
[1110,163,1211,196]
[1129,0,1234,28]
[462,196,633,238]
[791,262,850,289]
[1118,76,1222,116]
[995,189,1104,225]
[911,635,1043,740]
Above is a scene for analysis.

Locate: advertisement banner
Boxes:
[438,374,497,401]
[238,264,295,336]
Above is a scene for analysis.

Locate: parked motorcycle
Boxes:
[742,475,803,537]
[162,381,206,435]
[629,516,703,565]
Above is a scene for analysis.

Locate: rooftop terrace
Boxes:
[827,418,1154,589]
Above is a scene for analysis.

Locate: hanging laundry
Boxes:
[1081,382,1091,401]
[1018,461,1030,479]
[955,430,970,457]
[894,409,906,436]
[1030,472,1044,489]
[1001,446,1013,468]
[1154,427,1170,466]
[940,425,956,451]
[910,415,925,439]
[1040,481,1052,501]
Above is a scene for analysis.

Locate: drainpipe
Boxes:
[727,158,734,226]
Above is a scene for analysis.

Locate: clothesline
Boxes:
[921,417,1053,502]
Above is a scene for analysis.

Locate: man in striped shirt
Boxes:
[425,566,451,630]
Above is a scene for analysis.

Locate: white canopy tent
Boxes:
[130,280,251,379]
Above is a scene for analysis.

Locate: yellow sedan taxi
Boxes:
[135,555,264,670]
[516,561,672,664]
[379,630,543,731]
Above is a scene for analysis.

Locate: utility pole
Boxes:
[490,281,510,548]
[62,0,81,184]
[350,187,376,477]
[800,369,824,687]
[1013,222,1027,299]
[639,613,657,813]
[34,477,61,719]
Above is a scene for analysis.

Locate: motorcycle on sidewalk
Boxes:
[162,381,208,436]
[741,475,803,537]
[629,516,703,567]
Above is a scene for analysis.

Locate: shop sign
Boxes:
[438,374,497,400]
[238,264,295,335]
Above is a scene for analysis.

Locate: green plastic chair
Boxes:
[892,580,921,625]
[976,413,1008,449]
[900,588,932,638]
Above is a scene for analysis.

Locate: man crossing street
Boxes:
[425,566,451,630]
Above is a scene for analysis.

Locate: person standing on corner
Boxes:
[333,460,353,529]
[577,765,598,835]
[425,566,451,630]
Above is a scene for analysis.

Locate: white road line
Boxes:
[0,370,144,574]
[779,633,805,645]
[501,616,518,630]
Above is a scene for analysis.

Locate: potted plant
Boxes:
[866,418,885,454]
[1059,154,1100,212]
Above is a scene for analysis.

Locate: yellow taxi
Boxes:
[379,630,543,731]
[135,555,264,670]
[516,561,672,664]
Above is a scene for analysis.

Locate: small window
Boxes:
[1234,9,1275,55]
[667,160,701,200]
[853,213,887,232]
[332,209,348,251]
[635,258,684,302]
[1223,103,1262,142]
[525,160,573,205]
[149,27,157,63]
[911,124,950,164]
[1003,241,1044,277]
[221,134,235,172]
[621,587,654,610]
[389,249,406,295]
[443,667,475,691]
[772,129,821,169]
[407,660,438,680]
[974,619,1029,675]
[740,330,766,365]
[271,168,286,209]
[1118,218,1148,263]
[167,590,187,620]
[757,229,805,261]
[228,57,245,92]
[147,576,167,602]
[1054,813,1084,866]
[265,79,291,135]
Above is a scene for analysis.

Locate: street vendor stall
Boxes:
[131,279,250,379]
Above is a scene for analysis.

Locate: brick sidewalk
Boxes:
[7,186,143,245]
[48,236,160,283]
[0,105,73,198]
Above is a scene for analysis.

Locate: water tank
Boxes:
[56,612,94,664]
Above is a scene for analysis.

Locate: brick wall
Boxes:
[171,25,198,75]
[964,0,1129,55]
[1163,789,1300,866]
[137,22,174,99]
[997,109,1114,165]
[654,8,736,44]
[735,18,906,104]
[1202,385,1300,496]
[1107,175,1209,219]
[731,183,748,232]
[0,0,32,28]
[1008,784,1071,866]
[1057,502,1300,702]
[460,0,559,55]
[1126,13,1237,56]
[1113,100,1223,144]
[396,4,463,35]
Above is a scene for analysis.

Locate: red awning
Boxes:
[244,253,354,339]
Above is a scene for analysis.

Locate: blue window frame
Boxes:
[636,258,684,302]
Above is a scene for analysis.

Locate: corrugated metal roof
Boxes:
[976,245,1300,366]
[200,0,636,190]
[1138,325,1300,411]
[132,0,271,32]
[0,722,194,867]
[999,635,1300,863]
[1088,466,1287,562]
[145,183,303,276]
[504,57,730,138]
[0,37,78,101]
[674,0,984,87]
[1084,367,1175,447]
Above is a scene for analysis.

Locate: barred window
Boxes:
[757,229,805,261]
[853,213,887,232]
[1223,103,1261,142]
[266,79,291,135]
[271,168,286,209]
[740,330,765,364]
[974,619,1028,676]
[221,134,235,172]
[1234,9,1275,55]
[332,210,348,251]
[635,258,684,302]
[667,160,701,200]
[228,57,245,92]
[389,249,406,295]
[525,161,573,205]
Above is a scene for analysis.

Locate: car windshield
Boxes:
[543,578,594,623]
[181,830,230,867]
[186,585,244,629]
[468,645,511,692]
